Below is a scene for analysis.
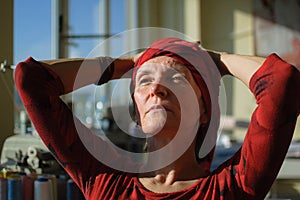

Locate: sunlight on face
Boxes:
[133,56,204,138]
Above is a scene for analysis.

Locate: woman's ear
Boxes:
[200,111,208,124]
[198,96,208,124]
[131,96,141,126]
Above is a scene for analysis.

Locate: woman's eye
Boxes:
[171,75,186,83]
[138,78,152,85]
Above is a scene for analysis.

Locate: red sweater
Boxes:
[15,54,300,200]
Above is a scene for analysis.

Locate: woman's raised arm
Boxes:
[40,56,135,94]
[208,51,266,87]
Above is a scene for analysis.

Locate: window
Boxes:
[14,0,128,133]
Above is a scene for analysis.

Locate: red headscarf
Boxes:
[132,38,221,167]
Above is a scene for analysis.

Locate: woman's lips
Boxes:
[147,105,171,114]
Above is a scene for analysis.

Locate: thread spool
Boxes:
[34,177,54,200]
[2,171,18,179]
[0,178,7,200]
[22,174,36,200]
[27,146,37,158]
[67,179,84,200]
[56,175,67,200]
[42,174,57,200]
[7,176,22,200]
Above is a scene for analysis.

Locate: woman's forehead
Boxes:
[143,56,179,64]
[137,56,190,75]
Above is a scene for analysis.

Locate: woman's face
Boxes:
[134,56,206,138]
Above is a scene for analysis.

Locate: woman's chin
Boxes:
[141,114,166,134]
[142,124,165,136]
[142,122,179,138]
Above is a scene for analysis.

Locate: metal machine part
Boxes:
[0,134,64,175]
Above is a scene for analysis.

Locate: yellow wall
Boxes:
[136,0,184,32]
[0,0,14,150]
[195,0,299,140]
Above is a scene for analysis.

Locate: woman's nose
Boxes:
[150,83,168,98]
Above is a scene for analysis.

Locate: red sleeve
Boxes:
[14,57,117,196]
[233,54,300,199]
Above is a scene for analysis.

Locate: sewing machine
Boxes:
[0,134,64,175]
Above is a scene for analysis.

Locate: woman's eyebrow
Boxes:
[136,68,153,77]
[172,65,190,74]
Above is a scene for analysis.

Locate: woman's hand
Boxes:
[111,51,143,79]
[133,51,144,63]
[206,49,266,87]
[112,51,144,79]
[206,50,230,77]
[218,53,265,87]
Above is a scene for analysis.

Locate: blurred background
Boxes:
[0,0,300,199]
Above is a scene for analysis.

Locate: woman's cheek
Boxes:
[133,91,147,118]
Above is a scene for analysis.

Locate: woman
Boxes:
[15,38,300,199]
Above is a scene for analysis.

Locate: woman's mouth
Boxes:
[147,105,174,115]
[148,105,165,113]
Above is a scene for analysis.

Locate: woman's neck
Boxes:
[138,147,209,193]
[141,138,209,184]
[139,123,210,192]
